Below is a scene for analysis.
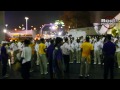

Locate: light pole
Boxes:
[3,29,7,40]
[5,24,8,29]
[25,17,29,35]
[3,29,7,33]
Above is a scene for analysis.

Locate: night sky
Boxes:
[5,11,64,30]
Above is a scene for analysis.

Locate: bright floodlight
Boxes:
[51,26,57,30]
[3,29,7,33]
[55,22,59,25]
[25,17,29,20]
[58,32,62,36]
[5,24,8,27]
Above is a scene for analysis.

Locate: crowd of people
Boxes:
[0,34,119,79]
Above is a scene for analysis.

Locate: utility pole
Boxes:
[0,11,5,42]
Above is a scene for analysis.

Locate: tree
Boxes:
[59,11,91,31]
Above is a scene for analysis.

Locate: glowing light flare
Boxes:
[58,32,62,36]
[3,29,7,33]
[51,25,58,30]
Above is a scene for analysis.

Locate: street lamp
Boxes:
[5,24,8,30]
[3,29,7,33]
[25,17,29,35]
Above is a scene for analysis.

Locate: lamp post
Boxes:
[3,29,7,40]
[25,17,29,35]
[5,24,8,29]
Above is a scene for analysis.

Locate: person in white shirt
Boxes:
[45,39,50,48]
[10,40,18,64]
[69,39,74,63]
[17,40,22,50]
[71,37,77,61]
[94,38,102,65]
[21,40,32,79]
[35,40,40,65]
[61,37,71,74]
[75,38,81,63]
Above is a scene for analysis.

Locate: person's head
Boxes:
[72,37,74,40]
[2,43,6,46]
[40,38,45,43]
[12,40,15,43]
[76,38,80,43]
[50,39,54,44]
[24,39,30,46]
[64,37,68,43]
[97,37,100,42]
[55,37,63,46]
[106,35,112,41]
[86,36,90,42]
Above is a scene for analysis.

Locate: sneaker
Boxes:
[30,69,34,72]
[94,62,96,65]
[5,74,9,77]
[98,62,101,65]
[85,75,89,79]
[79,75,83,79]
[118,66,120,68]
[44,72,48,75]
[69,62,73,63]
[2,74,9,79]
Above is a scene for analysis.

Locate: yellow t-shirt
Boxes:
[29,43,35,55]
[39,43,46,54]
[80,42,93,57]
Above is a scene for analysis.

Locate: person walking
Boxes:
[103,35,116,79]
[21,40,32,79]
[1,42,9,79]
[79,36,93,79]
[39,38,48,76]
[47,39,54,79]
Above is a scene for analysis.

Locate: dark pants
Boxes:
[21,61,31,79]
[63,55,70,73]
[48,58,53,79]
[104,55,115,79]
[1,56,8,77]
[31,53,37,71]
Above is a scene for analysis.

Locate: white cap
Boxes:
[1,41,7,44]
[114,38,118,42]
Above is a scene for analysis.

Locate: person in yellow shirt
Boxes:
[39,38,48,76]
[80,36,93,79]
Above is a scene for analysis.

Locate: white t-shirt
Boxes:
[17,42,22,49]
[61,42,71,55]
[10,43,18,51]
[35,43,39,52]
[45,42,50,48]
[21,46,32,64]
[94,41,102,51]
[75,42,81,51]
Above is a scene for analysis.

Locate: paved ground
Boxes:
[0,61,120,79]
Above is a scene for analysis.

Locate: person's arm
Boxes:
[80,44,83,53]
[44,44,47,53]
[21,48,25,58]
[90,44,94,56]
[65,43,70,51]
[102,43,106,56]
[56,50,64,78]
